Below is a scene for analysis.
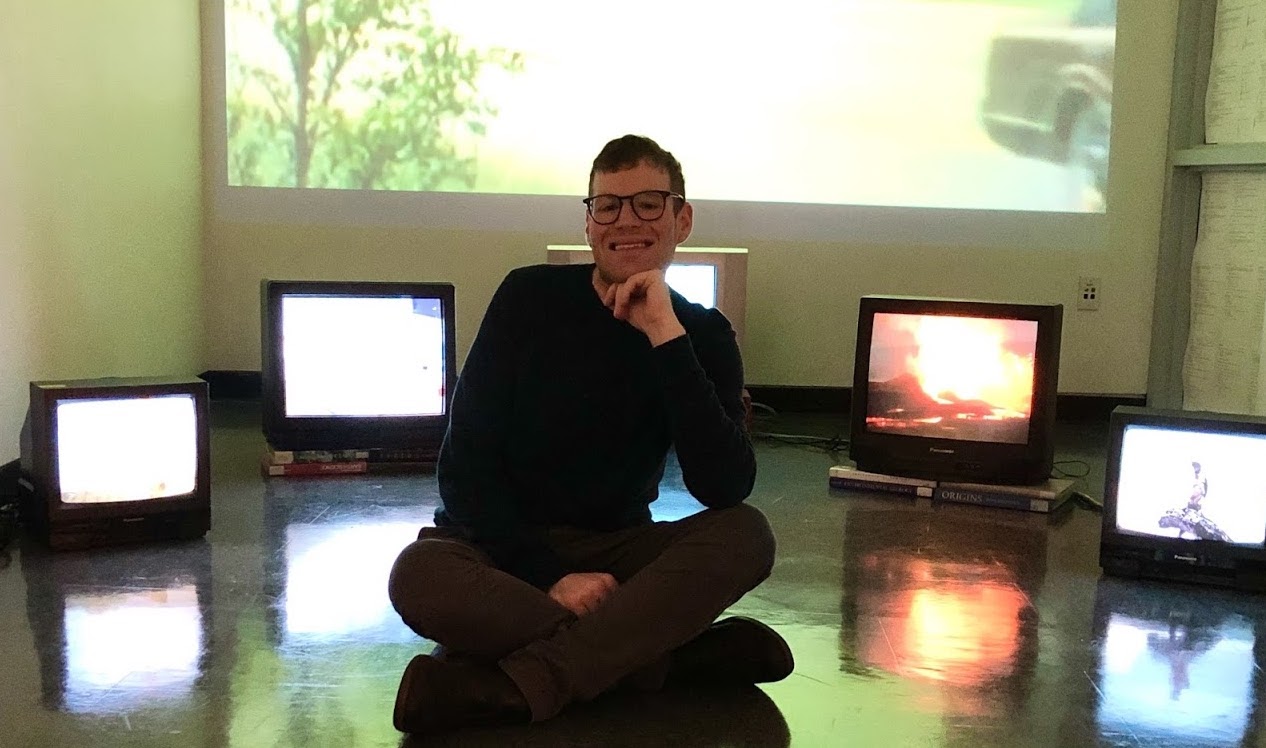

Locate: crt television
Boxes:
[1100,406,1266,591]
[260,279,457,451]
[849,295,1063,485]
[18,376,211,550]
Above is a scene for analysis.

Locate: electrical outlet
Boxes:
[1077,277,1100,311]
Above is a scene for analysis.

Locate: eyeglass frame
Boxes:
[582,190,686,224]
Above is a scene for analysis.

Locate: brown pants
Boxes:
[387,503,776,721]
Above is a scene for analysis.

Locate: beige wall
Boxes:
[0,1,203,464]
[0,1,1169,465]
[202,0,1175,398]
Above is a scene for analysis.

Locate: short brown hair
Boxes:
[588,134,685,199]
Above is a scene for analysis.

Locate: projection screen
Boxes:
[214,0,1117,248]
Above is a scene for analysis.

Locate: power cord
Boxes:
[1053,460,1091,479]
[753,430,849,454]
[1070,490,1104,513]
[750,402,849,454]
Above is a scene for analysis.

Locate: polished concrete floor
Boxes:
[3,402,1266,747]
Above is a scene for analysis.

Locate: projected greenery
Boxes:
[224,0,1115,213]
[226,0,522,190]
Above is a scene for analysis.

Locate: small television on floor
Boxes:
[849,295,1063,485]
[261,279,457,452]
[1100,406,1266,591]
[18,376,211,550]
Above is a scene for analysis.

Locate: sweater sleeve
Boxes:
[435,271,569,590]
[651,313,756,507]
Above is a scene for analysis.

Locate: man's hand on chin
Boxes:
[601,269,687,346]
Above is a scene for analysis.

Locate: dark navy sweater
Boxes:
[434,263,756,589]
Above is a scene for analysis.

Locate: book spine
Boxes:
[365,448,440,463]
[265,449,371,465]
[263,461,368,477]
[934,486,1052,513]
[264,448,438,465]
[937,484,1062,500]
[363,460,436,475]
[829,476,933,498]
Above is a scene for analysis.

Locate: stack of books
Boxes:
[261,446,438,477]
[828,464,1079,514]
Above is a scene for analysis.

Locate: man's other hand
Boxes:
[602,269,686,346]
[548,572,618,616]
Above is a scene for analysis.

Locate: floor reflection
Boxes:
[1091,578,1266,748]
[21,538,211,715]
[277,519,422,644]
[15,402,1266,745]
[839,504,1048,721]
[222,480,436,746]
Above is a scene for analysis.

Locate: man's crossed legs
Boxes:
[387,503,793,734]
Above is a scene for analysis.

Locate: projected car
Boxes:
[980,0,1116,211]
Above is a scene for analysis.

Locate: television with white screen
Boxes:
[849,295,1063,485]
[1100,406,1266,591]
[260,279,457,452]
[18,376,211,550]
[546,245,748,344]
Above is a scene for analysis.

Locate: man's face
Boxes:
[585,162,693,286]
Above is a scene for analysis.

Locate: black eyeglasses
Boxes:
[582,190,684,224]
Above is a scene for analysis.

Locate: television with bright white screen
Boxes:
[546,245,748,345]
[17,376,211,550]
[1100,406,1266,592]
[260,279,457,452]
[849,295,1063,485]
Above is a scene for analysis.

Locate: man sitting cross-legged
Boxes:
[387,134,793,735]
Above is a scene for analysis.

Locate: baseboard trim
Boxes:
[1056,393,1148,421]
[200,370,262,400]
[744,385,852,415]
[744,384,1145,421]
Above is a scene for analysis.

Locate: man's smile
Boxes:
[610,239,654,251]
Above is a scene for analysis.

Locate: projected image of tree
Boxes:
[222,0,1116,213]
[226,0,522,190]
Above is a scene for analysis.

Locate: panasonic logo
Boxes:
[929,448,955,454]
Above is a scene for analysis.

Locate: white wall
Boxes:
[202,0,1174,397]
[0,1,203,463]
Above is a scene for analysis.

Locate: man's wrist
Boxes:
[647,321,687,347]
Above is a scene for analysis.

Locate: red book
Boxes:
[262,460,368,477]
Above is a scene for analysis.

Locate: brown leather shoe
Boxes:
[667,616,794,686]
[393,654,531,734]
